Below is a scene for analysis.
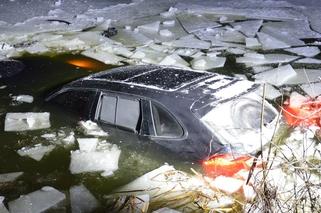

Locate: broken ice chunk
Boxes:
[136,21,160,33]
[253,64,297,86]
[4,112,50,131]
[173,48,198,57]
[162,20,175,27]
[177,13,221,33]
[294,58,321,65]
[82,49,124,65]
[159,54,189,69]
[226,47,246,55]
[163,35,210,49]
[12,95,33,103]
[77,138,99,152]
[230,20,263,37]
[69,141,120,177]
[245,38,261,49]
[252,66,274,74]
[70,185,100,213]
[300,82,321,97]
[255,84,282,100]
[236,53,299,66]
[17,144,55,161]
[8,186,66,213]
[79,120,108,137]
[0,172,23,183]
[0,197,9,213]
[131,47,166,64]
[285,69,321,85]
[257,32,290,50]
[111,29,153,47]
[285,46,320,57]
[191,56,226,70]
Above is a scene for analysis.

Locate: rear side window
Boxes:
[51,89,96,119]
[98,94,141,132]
[151,102,183,138]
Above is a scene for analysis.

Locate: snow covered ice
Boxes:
[70,140,121,177]
[8,186,66,213]
[4,112,50,131]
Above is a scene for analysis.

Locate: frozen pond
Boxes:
[1,0,321,211]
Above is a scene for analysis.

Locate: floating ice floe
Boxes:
[4,112,51,132]
[8,186,66,213]
[245,37,261,49]
[159,54,189,69]
[111,29,153,47]
[0,172,23,183]
[17,144,56,161]
[177,13,221,33]
[253,64,297,86]
[236,53,299,67]
[285,46,320,57]
[131,47,166,64]
[69,140,120,177]
[77,138,99,152]
[285,69,321,85]
[12,95,34,104]
[163,35,211,49]
[300,82,321,97]
[257,32,291,50]
[226,47,246,55]
[173,48,198,57]
[230,20,263,37]
[0,197,9,213]
[82,49,124,65]
[191,56,226,70]
[70,184,100,213]
[79,120,108,137]
[294,57,321,65]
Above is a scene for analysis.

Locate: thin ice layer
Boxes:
[17,144,56,161]
[230,20,263,37]
[285,46,320,57]
[0,172,23,183]
[253,64,297,86]
[8,186,66,213]
[70,185,100,213]
[4,112,51,131]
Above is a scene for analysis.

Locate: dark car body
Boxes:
[46,65,277,160]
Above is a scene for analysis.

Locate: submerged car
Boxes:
[46,65,278,160]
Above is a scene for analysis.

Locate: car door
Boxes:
[95,93,141,133]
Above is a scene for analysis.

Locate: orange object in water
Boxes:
[202,153,251,178]
[282,94,321,128]
[66,58,106,71]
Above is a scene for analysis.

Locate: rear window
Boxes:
[151,102,183,138]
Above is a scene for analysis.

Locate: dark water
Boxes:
[0,54,200,210]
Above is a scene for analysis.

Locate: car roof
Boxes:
[64,65,260,116]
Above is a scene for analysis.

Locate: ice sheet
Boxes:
[69,140,121,177]
[17,144,56,161]
[285,69,321,85]
[255,84,282,100]
[294,58,321,64]
[136,21,160,33]
[257,32,290,50]
[159,54,190,69]
[0,172,23,183]
[177,13,221,33]
[8,186,66,213]
[82,49,124,65]
[163,35,211,49]
[130,47,166,64]
[12,95,34,104]
[285,46,320,57]
[245,37,261,49]
[70,184,100,213]
[4,112,51,132]
[253,64,297,86]
[230,20,263,37]
[300,82,321,97]
[111,29,153,47]
[191,56,226,70]
[236,53,299,66]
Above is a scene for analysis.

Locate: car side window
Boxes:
[98,94,141,133]
[51,89,96,119]
[151,102,183,138]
